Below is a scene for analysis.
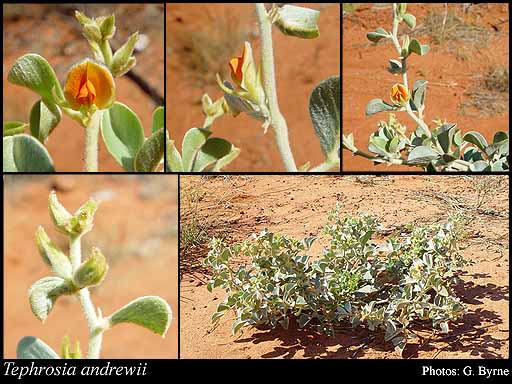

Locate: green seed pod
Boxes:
[73,247,109,288]
[398,3,407,15]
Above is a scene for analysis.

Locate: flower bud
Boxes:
[97,14,116,40]
[68,198,99,237]
[48,191,73,235]
[73,247,108,288]
[112,32,138,77]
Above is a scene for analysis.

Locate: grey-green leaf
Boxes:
[182,127,211,171]
[212,146,240,172]
[134,127,164,172]
[407,146,441,164]
[151,106,164,134]
[274,4,320,39]
[30,99,62,143]
[411,80,428,111]
[29,277,75,322]
[192,138,233,172]
[367,27,389,43]
[101,102,145,171]
[3,134,55,172]
[309,75,340,160]
[463,131,488,152]
[17,336,60,359]
[408,39,429,56]
[365,99,396,116]
[3,121,28,137]
[8,54,64,104]
[35,226,72,279]
[166,139,183,172]
[402,13,416,29]
[109,296,172,337]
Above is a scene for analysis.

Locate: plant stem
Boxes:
[99,40,113,68]
[70,235,104,358]
[310,160,340,172]
[254,3,297,172]
[84,110,102,172]
[390,3,431,137]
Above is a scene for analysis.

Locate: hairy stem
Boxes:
[254,3,297,172]
[70,235,104,359]
[99,40,113,68]
[310,160,340,172]
[84,110,102,172]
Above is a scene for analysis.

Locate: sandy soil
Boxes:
[2,4,164,172]
[180,175,509,359]
[166,3,340,172]
[3,175,178,358]
[342,3,509,171]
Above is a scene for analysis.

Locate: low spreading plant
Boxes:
[342,3,509,172]
[204,205,472,356]
[16,191,172,359]
[166,4,340,172]
[4,10,164,172]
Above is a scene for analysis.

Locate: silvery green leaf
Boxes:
[29,277,75,322]
[30,99,61,144]
[134,127,164,172]
[439,321,449,333]
[35,226,72,279]
[231,319,247,335]
[8,54,65,104]
[367,27,389,43]
[109,296,172,337]
[407,146,441,164]
[309,75,340,160]
[342,133,358,152]
[151,106,164,134]
[3,134,55,172]
[17,336,59,359]
[274,5,320,39]
[469,160,489,172]
[388,59,402,74]
[408,39,429,56]
[192,138,233,172]
[3,121,28,137]
[365,99,396,116]
[463,131,488,152]
[436,123,458,154]
[357,285,378,294]
[101,102,145,172]
[411,80,428,111]
[402,13,416,29]
[48,191,72,234]
[166,139,183,172]
[212,146,241,172]
[182,127,211,171]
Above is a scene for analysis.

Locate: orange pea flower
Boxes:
[64,59,115,110]
[229,45,245,86]
[390,83,409,104]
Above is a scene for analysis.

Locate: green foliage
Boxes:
[3,134,55,172]
[272,4,320,39]
[204,206,472,356]
[309,75,340,166]
[19,191,172,358]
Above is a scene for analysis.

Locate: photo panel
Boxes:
[3,175,178,358]
[179,175,509,359]
[342,3,509,172]
[166,3,340,172]
[3,4,164,172]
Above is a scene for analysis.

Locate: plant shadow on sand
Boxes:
[233,275,509,359]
